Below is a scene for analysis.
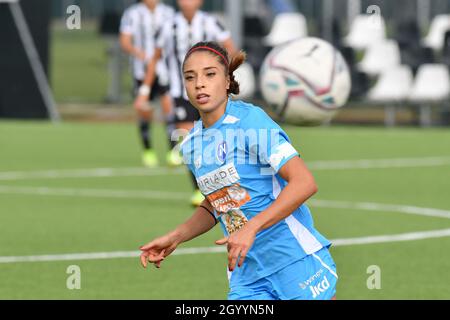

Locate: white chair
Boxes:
[344,14,387,50]
[358,40,401,75]
[233,62,256,100]
[368,65,414,102]
[409,64,450,127]
[367,65,414,127]
[409,64,450,102]
[423,14,450,51]
[263,13,308,47]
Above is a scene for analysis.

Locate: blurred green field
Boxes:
[0,121,449,299]
[51,22,132,103]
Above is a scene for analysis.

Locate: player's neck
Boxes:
[201,100,227,129]
[144,3,157,12]
[183,11,197,23]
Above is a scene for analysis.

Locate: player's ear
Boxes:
[226,75,230,90]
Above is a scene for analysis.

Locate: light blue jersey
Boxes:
[181,99,331,287]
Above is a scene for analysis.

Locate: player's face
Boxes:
[178,0,203,15]
[183,51,230,115]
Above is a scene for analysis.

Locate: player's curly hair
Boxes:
[183,41,247,95]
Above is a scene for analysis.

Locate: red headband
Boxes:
[187,46,229,66]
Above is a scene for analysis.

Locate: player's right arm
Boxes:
[119,33,146,61]
[139,199,217,269]
[119,7,146,61]
[133,47,162,110]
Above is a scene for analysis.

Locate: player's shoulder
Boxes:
[159,14,176,35]
[158,3,175,16]
[201,11,223,26]
[227,100,277,129]
[171,11,188,27]
[124,3,143,15]
[174,11,186,21]
[120,3,142,30]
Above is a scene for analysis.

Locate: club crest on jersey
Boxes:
[217,141,227,164]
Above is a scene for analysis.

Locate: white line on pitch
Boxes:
[331,228,450,246]
[1,185,449,220]
[0,156,449,181]
[0,186,189,201]
[309,199,450,220]
[1,229,449,264]
[0,167,186,181]
[307,156,450,170]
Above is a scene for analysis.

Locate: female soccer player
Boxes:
[139,42,338,300]
[134,0,236,206]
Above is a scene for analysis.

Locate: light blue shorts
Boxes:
[228,247,338,300]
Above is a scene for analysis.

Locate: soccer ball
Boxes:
[260,37,351,126]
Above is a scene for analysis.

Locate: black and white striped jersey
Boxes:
[156,11,231,100]
[120,2,175,81]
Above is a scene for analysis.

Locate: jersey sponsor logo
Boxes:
[217,141,227,164]
[196,163,240,195]
[310,275,330,299]
[206,184,251,214]
[299,268,324,290]
[220,209,249,235]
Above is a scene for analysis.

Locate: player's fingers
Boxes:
[228,247,240,272]
[215,237,228,245]
[147,253,165,263]
[140,241,156,251]
[140,252,148,269]
[157,249,166,261]
[238,247,249,268]
[146,249,166,265]
[155,260,162,268]
[134,97,146,111]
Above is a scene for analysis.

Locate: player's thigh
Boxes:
[272,247,338,300]
[160,94,173,115]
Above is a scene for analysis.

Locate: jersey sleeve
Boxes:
[119,8,136,35]
[246,108,300,173]
[164,5,175,20]
[207,16,231,43]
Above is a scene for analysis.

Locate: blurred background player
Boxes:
[120,0,182,168]
[134,0,236,206]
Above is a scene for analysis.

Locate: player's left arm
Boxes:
[210,16,237,56]
[249,156,318,231]
[216,156,318,272]
[221,37,237,56]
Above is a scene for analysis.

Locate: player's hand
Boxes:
[133,95,151,118]
[134,49,147,62]
[139,233,179,269]
[215,223,258,272]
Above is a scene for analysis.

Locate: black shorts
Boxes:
[173,98,200,123]
[134,78,169,101]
